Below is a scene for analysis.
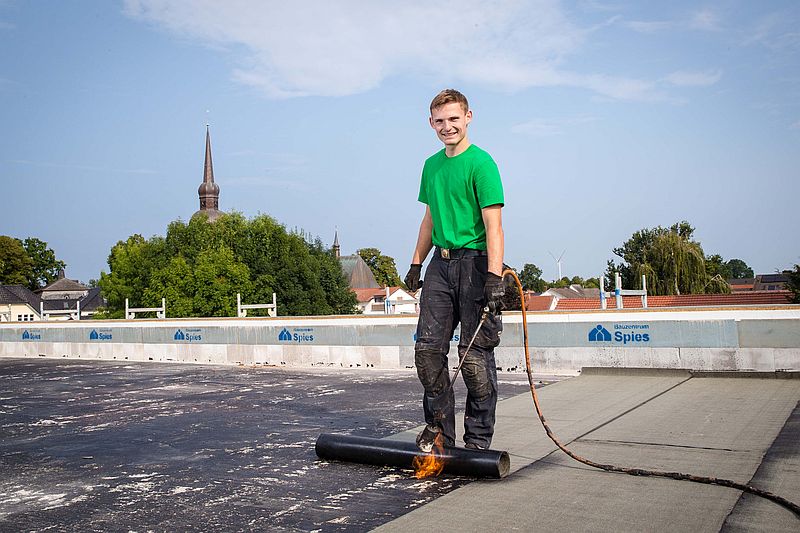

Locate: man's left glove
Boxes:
[484,272,505,314]
[404,264,422,292]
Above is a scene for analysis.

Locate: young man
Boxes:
[404,89,505,451]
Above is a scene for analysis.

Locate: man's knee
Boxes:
[415,349,448,394]
[461,354,494,401]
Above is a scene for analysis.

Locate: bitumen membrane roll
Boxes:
[315,433,511,479]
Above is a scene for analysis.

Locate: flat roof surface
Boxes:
[379,368,800,532]
[0,358,544,531]
[1,359,797,531]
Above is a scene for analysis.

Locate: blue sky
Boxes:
[1,1,798,285]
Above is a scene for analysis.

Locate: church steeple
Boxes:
[194,125,223,221]
[333,228,340,259]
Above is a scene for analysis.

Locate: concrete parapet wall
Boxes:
[2,307,799,374]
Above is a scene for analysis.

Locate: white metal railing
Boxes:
[125,298,166,319]
[600,273,648,309]
[41,300,81,321]
[237,293,277,318]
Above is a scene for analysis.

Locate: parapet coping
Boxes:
[580,367,800,379]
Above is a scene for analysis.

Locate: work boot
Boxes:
[416,424,441,453]
[464,441,487,450]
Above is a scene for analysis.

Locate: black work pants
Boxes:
[414,249,502,448]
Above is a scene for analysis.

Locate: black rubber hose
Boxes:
[502,268,800,519]
[315,433,511,479]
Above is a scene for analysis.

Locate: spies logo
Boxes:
[588,324,651,345]
[21,330,42,340]
[174,328,202,342]
[89,329,113,341]
[278,327,315,343]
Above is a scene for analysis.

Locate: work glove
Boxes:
[484,272,505,314]
[405,264,422,292]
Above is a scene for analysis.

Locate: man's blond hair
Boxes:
[430,89,469,114]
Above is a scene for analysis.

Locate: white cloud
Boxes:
[226,176,312,192]
[7,159,157,175]
[624,20,674,33]
[624,9,721,34]
[511,115,597,136]
[743,11,800,50]
[123,0,659,101]
[688,9,720,31]
[664,69,722,87]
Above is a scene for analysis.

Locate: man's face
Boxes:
[430,102,472,148]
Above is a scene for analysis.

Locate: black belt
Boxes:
[435,247,487,260]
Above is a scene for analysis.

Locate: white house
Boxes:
[0,285,41,322]
[353,286,419,315]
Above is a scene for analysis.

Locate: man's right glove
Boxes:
[484,272,505,314]
[404,264,422,292]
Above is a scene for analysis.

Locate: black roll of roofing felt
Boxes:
[314,433,511,479]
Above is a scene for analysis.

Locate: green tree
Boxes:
[0,236,34,286]
[144,256,196,318]
[705,254,733,281]
[21,237,66,290]
[787,265,800,304]
[548,276,576,289]
[357,247,403,288]
[604,260,617,292]
[583,277,600,289]
[99,234,167,318]
[310,238,358,314]
[635,232,706,294]
[98,213,357,318]
[192,247,252,317]
[610,221,729,296]
[725,258,754,279]
[518,263,548,292]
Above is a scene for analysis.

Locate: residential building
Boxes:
[753,273,789,291]
[8,270,108,320]
[729,278,755,293]
[354,286,419,315]
[728,273,789,293]
[0,285,42,322]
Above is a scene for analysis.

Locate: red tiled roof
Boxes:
[554,291,793,311]
[352,286,415,304]
[352,288,384,303]
[730,285,755,292]
[525,295,555,311]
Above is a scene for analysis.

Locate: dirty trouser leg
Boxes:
[414,255,457,447]
[457,256,502,449]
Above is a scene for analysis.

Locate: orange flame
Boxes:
[412,432,446,478]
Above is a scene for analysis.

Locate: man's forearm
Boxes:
[412,208,434,264]
[482,205,504,275]
[486,226,504,275]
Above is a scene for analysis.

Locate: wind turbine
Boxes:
[548,250,566,280]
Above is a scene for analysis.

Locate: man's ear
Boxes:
[465,109,473,125]
[429,116,435,129]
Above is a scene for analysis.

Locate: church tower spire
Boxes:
[333,228,340,259]
[194,125,223,221]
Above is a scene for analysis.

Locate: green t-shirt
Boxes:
[418,144,504,250]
